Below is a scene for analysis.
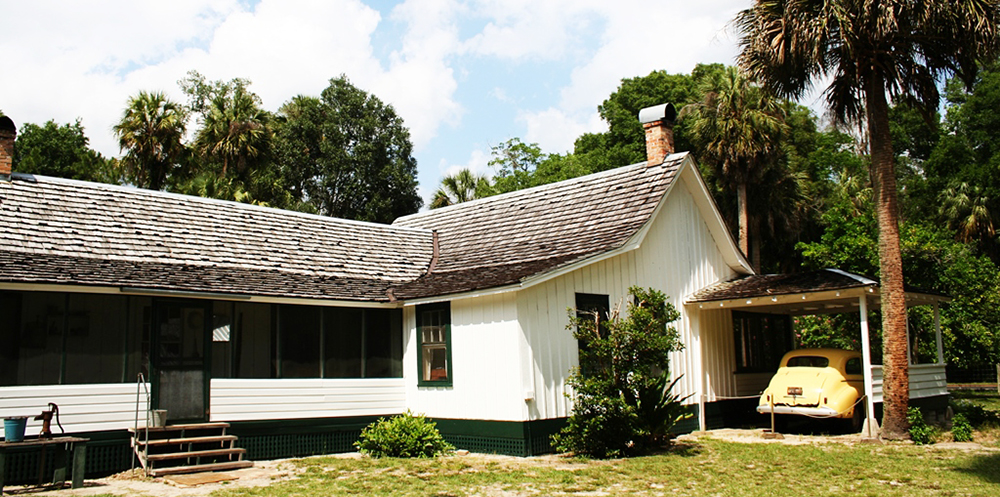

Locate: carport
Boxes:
[686,269,950,436]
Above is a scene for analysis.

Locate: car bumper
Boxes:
[756,405,842,417]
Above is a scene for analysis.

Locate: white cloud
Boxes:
[519,108,604,154]
[463,0,603,60]
[509,0,744,153]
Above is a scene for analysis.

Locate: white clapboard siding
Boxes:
[0,384,149,436]
[869,364,947,404]
[404,292,527,421]
[209,378,405,422]
[519,173,740,420]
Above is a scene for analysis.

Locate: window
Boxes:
[417,303,451,386]
[786,356,829,368]
[733,311,793,373]
[845,357,863,376]
[574,293,609,376]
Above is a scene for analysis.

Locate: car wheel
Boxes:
[849,404,864,434]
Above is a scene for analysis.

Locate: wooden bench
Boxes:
[0,436,88,494]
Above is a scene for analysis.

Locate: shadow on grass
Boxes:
[646,441,702,458]
[953,452,1000,484]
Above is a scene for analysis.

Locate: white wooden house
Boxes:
[0,108,949,474]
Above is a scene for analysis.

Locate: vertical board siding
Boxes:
[869,364,947,404]
[520,174,740,420]
[0,384,149,435]
[404,292,526,421]
[209,378,405,421]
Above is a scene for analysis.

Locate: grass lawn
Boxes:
[203,439,1000,497]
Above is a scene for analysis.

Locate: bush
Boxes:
[552,287,691,458]
[951,413,973,442]
[355,411,454,458]
[907,407,937,445]
[950,397,998,425]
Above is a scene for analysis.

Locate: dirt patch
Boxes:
[3,459,299,497]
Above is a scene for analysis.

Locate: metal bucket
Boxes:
[150,410,168,428]
[4,416,28,442]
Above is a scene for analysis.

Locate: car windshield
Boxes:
[786,356,830,368]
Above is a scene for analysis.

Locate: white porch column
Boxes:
[934,302,944,365]
[859,295,878,437]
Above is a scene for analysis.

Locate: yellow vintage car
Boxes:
[757,348,865,431]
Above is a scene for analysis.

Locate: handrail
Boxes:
[133,372,151,475]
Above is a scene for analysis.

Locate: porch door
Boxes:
[153,299,210,423]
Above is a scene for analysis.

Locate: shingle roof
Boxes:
[0,174,433,302]
[686,269,876,303]
[391,154,686,298]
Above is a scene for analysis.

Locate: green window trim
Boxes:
[416,302,452,387]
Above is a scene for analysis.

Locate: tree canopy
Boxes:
[274,76,422,223]
[13,119,115,183]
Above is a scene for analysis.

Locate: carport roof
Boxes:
[686,269,948,315]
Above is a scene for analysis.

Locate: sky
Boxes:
[0,0,751,206]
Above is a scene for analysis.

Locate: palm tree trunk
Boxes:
[738,181,750,261]
[866,75,910,439]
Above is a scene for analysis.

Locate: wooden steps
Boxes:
[146,447,248,462]
[149,460,253,477]
[131,421,251,477]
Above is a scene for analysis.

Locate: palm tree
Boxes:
[940,182,996,250]
[113,91,187,190]
[196,84,271,179]
[682,66,786,268]
[431,169,489,209]
[736,0,1000,438]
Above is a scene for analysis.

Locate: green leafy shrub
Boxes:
[951,413,973,442]
[355,411,454,458]
[907,407,937,445]
[552,287,691,458]
[950,397,998,425]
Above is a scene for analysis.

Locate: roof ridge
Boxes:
[394,152,688,225]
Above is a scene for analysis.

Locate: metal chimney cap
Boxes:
[638,103,677,125]
[0,116,14,133]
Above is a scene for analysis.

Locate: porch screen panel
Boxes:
[233,302,274,378]
[278,304,320,378]
[0,291,63,386]
[365,308,403,378]
[63,294,128,384]
[0,292,23,386]
[211,301,233,379]
[323,307,363,378]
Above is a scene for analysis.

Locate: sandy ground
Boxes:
[7,429,998,497]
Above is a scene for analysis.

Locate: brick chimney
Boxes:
[0,116,15,180]
[638,103,676,166]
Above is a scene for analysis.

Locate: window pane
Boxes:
[365,309,402,378]
[278,305,320,378]
[324,308,363,378]
[423,344,448,381]
[64,294,127,384]
[234,302,274,379]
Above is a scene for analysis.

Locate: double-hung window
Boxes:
[417,302,452,386]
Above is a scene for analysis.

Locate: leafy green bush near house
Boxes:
[951,413,973,442]
[355,411,454,458]
[552,287,691,458]
[907,407,937,445]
